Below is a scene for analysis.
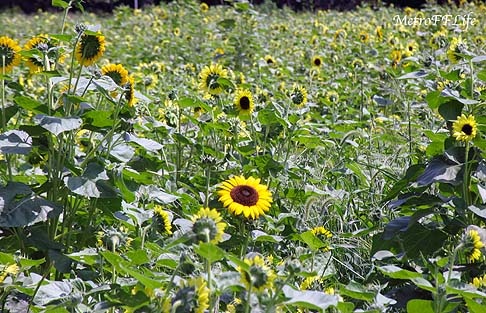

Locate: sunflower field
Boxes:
[1,0,486,312]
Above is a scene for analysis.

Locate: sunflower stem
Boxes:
[60,1,73,35]
[463,141,471,215]
[205,165,211,208]
[245,280,252,313]
[1,56,12,181]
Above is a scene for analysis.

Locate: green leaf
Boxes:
[218,19,236,29]
[0,130,32,155]
[398,70,428,80]
[402,223,448,258]
[282,286,338,311]
[438,100,463,122]
[407,299,435,313]
[126,250,150,265]
[34,115,82,136]
[19,258,46,268]
[51,0,69,9]
[64,162,118,198]
[426,91,443,109]
[0,252,15,264]
[340,281,375,301]
[194,242,225,263]
[478,70,486,82]
[100,251,162,289]
[465,298,486,313]
[14,96,49,114]
[299,230,327,251]
[416,156,462,186]
[0,182,61,227]
[378,265,422,280]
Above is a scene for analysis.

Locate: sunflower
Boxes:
[153,205,173,235]
[472,274,486,288]
[311,56,323,69]
[300,275,324,290]
[24,34,54,73]
[359,31,369,43]
[200,2,209,12]
[325,90,339,103]
[391,49,402,68]
[334,29,347,41]
[0,36,21,73]
[430,30,448,49]
[0,263,19,284]
[376,26,383,41]
[238,255,276,292]
[234,89,254,115]
[198,63,228,95]
[218,175,273,220]
[447,37,467,64]
[404,40,418,57]
[101,63,129,86]
[164,277,209,313]
[291,84,308,106]
[124,75,136,107]
[264,55,276,65]
[75,32,105,66]
[452,114,477,142]
[474,36,485,46]
[191,207,226,244]
[311,226,332,238]
[351,58,364,69]
[463,229,484,263]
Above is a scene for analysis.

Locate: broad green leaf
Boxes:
[378,265,422,279]
[438,100,463,122]
[416,157,462,186]
[64,162,117,198]
[126,250,150,265]
[82,110,114,129]
[0,130,32,155]
[300,230,327,251]
[407,299,435,313]
[51,0,69,9]
[282,286,338,311]
[341,281,375,301]
[465,298,486,313]
[194,242,225,263]
[34,115,82,136]
[19,258,46,268]
[14,96,49,114]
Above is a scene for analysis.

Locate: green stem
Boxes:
[245,281,252,313]
[1,56,12,181]
[464,142,471,209]
[204,166,211,208]
[60,1,72,34]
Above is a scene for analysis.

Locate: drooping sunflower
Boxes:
[101,63,129,86]
[238,255,276,292]
[234,89,254,115]
[124,75,136,107]
[452,114,477,142]
[198,63,228,95]
[153,205,173,235]
[463,229,484,263]
[24,34,55,73]
[163,277,209,313]
[264,55,276,65]
[447,37,467,64]
[311,56,323,69]
[218,175,273,220]
[191,207,226,244]
[0,36,21,73]
[290,84,308,106]
[75,32,106,66]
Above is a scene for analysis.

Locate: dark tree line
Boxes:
[0,0,478,13]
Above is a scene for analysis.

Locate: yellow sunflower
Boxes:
[101,63,129,86]
[0,36,21,73]
[0,263,19,284]
[264,55,276,65]
[238,255,276,292]
[311,226,332,238]
[376,26,383,41]
[300,275,325,290]
[325,90,339,103]
[153,205,173,235]
[359,31,369,43]
[218,175,273,220]
[472,274,486,288]
[391,49,402,68]
[191,207,226,244]
[234,89,254,115]
[24,34,54,73]
[448,37,467,64]
[163,277,209,313]
[124,75,136,107]
[291,84,308,106]
[463,229,484,263]
[200,2,209,12]
[452,114,477,142]
[351,58,364,69]
[404,40,418,57]
[311,56,323,69]
[75,32,105,66]
[198,63,228,95]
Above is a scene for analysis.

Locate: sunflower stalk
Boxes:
[1,56,12,181]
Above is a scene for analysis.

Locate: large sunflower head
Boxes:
[452,114,477,142]
[290,84,308,106]
[101,63,129,86]
[191,207,226,244]
[218,175,272,220]
[238,255,276,292]
[311,56,323,69]
[0,36,21,73]
[198,64,228,95]
[75,32,106,66]
[164,277,209,313]
[447,37,467,64]
[234,89,254,115]
[463,229,484,263]
[153,205,173,235]
[24,34,56,73]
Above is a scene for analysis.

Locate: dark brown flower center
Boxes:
[81,34,102,60]
[239,96,250,110]
[462,124,473,135]
[230,185,259,206]
[266,58,273,64]
[314,58,321,66]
